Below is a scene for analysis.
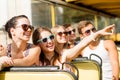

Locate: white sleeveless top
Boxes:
[82,40,112,80]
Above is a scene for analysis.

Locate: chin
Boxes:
[60,42,66,44]
[48,49,54,52]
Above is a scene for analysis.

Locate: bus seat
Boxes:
[117,47,120,79]
[0,66,78,80]
[72,57,102,80]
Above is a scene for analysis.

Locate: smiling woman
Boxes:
[0,15,41,70]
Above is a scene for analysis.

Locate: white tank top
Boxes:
[82,40,112,80]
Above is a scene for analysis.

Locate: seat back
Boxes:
[0,66,78,80]
[117,47,120,79]
[72,57,102,80]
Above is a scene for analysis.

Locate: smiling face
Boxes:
[11,17,33,42]
[39,31,55,53]
[56,26,68,44]
[65,26,76,41]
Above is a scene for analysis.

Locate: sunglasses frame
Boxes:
[67,29,76,35]
[57,31,68,36]
[37,34,54,43]
[83,27,96,35]
[16,24,34,31]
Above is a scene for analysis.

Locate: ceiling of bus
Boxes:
[63,0,120,17]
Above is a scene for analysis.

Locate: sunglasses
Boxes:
[57,32,68,36]
[67,29,76,35]
[37,34,54,43]
[16,24,34,31]
[83,27,96,35]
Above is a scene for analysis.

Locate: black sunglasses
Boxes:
[68,29,76,35]
[17,24,34,31]
[84,27,96,35]
[37,34,54,43]
[57,32,68,36]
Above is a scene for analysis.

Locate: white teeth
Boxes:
[24,33,31,36]
[47,44,54,48]
[47,45,53,47]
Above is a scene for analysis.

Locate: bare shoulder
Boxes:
[103,39,116,48]
[32,44,40,49]
[29,44,41,54]
[104,39,115,45]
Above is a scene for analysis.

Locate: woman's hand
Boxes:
[0,44,7,56]
[0,56,14,67]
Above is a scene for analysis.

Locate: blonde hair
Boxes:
[51,25,67,54]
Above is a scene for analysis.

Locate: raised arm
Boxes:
[63,24,115,61]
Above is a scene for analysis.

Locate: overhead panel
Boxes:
[64,0,120,17]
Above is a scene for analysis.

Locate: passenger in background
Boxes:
[32,24,115,70]
[51,25,68,55]
[77,20,119,80]
[0,15,41,70]
[63,23,77,49]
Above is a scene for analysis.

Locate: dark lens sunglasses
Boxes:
[20,24,34,31]
[68,29,76,35]
[37,34,54,43]
[84,27,96,35]
[57,32,68,36]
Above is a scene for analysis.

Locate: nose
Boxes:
[61,33,67,37]
[47,38,52,43]
[90,30,94,35]
[71,30,75,34]
[27,26,34,32]
[63,33,66,36]
[27,28,32,32]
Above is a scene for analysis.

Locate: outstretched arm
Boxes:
[63,24,115,61]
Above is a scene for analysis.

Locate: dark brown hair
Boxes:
[63,23,71,29]
[4,15,28,39]
[32,26,60,66]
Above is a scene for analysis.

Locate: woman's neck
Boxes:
[56,43,64,55]
[11,40,27,53]
[57,43,64,50]
[44,51,54,61]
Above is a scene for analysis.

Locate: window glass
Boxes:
[55,5,94,25]
[31,0,120,41]
[31,0,52,28]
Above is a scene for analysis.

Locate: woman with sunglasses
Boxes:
[0,15,41,70]
[77,20,119,80]
[32,24,115,69]
[51,25,69,55]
